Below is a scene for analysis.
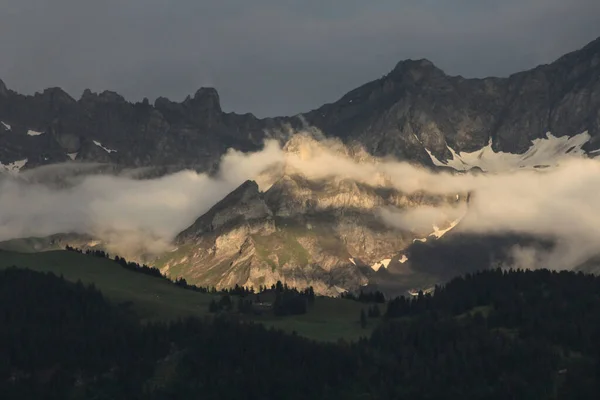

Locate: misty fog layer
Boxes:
[1,132,599,271]
[0,141,284,255]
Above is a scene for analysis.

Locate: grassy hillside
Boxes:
[256,295,380,342]
[0,250,378,341]
[0,250,214,323]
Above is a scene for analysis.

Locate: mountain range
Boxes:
[2,37,600,296]
[2,37,599,173]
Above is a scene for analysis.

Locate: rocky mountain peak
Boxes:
[40,87,76,104]
[80,88,93,99]
[79,89,126,104]
[153,96,174,109]
[390,58,445,82]
[187,87,222,113]
[226,179,261,202]
[392,58,437,71]
[99,90,127,103]
[566,35,600,62]
[176,179,269,241]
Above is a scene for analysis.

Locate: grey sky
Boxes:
[1,0,599,117]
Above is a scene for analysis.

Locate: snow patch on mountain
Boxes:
[371,258,391,271]
[27,130,44,136]
[0,158,27,174]
[410,219,461,244]
[67,152,78,160]
[333,285,347,294]
[430,219,461,239]
[1,122,11,131]
[426,131,591,172]
[399,254,408,263]
[93,140,117,153]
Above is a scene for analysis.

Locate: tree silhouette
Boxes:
[360,309,367,329]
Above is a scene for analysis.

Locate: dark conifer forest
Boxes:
[2,266,600,399]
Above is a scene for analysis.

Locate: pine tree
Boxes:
[219,294,232,311]
[370,305,381,318]
[308,287,316,305]
[360,309,367,329]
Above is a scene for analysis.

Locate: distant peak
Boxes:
[194,87,219,99]
[198,180,259,215]
[581,35,600,51]
[154,96,172,108]
[388,58,444,82]
[99,90,126,102]
[80,89,125,103]
[41,87,76,103]
[186,87,222,113]
[546,36,600,70]
[393,58,437,71]
[236,179,259,192]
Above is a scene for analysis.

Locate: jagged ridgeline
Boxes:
[1,37,600,173]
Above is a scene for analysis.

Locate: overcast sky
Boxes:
[1,0,599,117]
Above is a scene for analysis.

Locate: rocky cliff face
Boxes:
[303,37,600,164]
[0,84,293,173]
[2,37,600,173]
[155,135,463,295]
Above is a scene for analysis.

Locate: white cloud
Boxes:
[0,141,284,256]
[3,129,600,272]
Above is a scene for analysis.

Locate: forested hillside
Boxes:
[1,267,599,399]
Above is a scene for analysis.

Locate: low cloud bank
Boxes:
[0,140,284,256]
[2,131,600,271]
[281,134,600,270]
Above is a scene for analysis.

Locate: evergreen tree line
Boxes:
[341,289,386,303]
[65,245,235,295]
[4,265,600,399]
[66,245,169,282]
[359,305,382,329]
[208,281,316,316]
[271,280,316,316]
